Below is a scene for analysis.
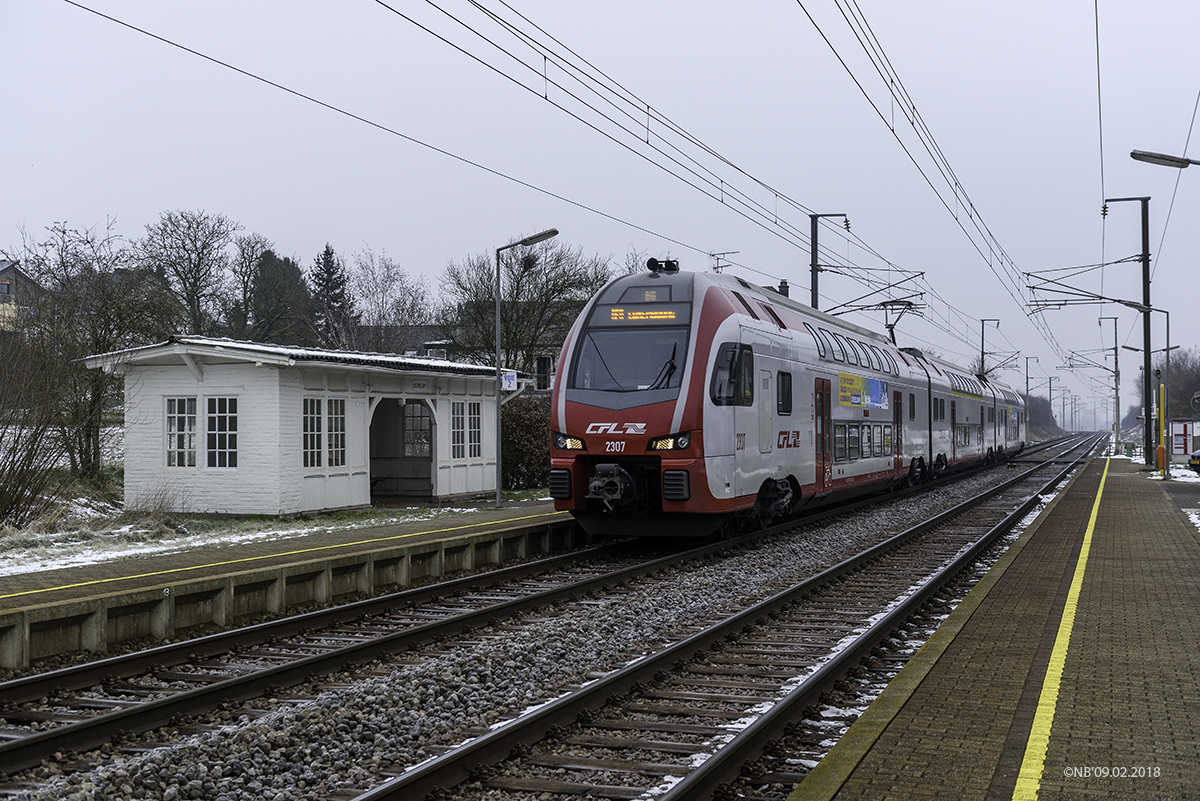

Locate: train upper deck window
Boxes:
[861,341,882,372]
[802,323,826,358]
[569,326,690,391]
[819,328,844,362]
[867,344,887,373]
[832,332,856,365]
[710,343,754,406]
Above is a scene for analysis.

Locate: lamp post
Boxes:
[1099,316,1120,449]
[1103,195,1152,464]
[810,213,848,310]
[495,227,558,508]
[979,319,999,376]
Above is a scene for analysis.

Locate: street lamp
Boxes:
[495,227,558,508]
[1131,149,1199,169]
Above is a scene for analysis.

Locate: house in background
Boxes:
[0,260,36,332]
[85,336,514,516]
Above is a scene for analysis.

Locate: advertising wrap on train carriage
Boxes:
[838,373,889,409]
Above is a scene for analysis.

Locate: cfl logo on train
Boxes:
[777,431,804,448]
[585,422,647,435]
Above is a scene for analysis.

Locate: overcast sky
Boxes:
[4,0,1197,428]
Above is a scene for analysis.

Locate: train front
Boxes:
[548,262,723,538]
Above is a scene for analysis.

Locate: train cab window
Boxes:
[832,333,857,366]
[909,393,916,421]
[874,424,884,456]
[802,323,827,358]
[710,343,755,406]
[820,328,845,362]
[834,424,847,461]
[847,424,861,459]
[861,425,872,458]
[777,371,793,415]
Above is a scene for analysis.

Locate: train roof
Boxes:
[614,268,1024,401]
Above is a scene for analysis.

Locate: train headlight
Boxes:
[649,431,692,450]
[552,432,586,451]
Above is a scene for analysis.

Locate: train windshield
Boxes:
[569,327,690,392]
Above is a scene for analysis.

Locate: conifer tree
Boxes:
[308,243,356,348]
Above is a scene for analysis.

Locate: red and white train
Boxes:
[548,261,1026,537]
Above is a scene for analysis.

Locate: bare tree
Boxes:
[349,246,432,353]
[136,210,242,334]
[11,221,176,482]
[224,232,273,338]
[438,240,611,372]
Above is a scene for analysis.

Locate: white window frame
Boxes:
[165,396,197,468]
[327,398,346,468]
[303,397,323,468]
[205,396,238,469]
[468,402,481,459]
[452,401,466,459]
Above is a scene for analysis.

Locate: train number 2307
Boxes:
[606,441,626,453]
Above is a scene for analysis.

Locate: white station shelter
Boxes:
[86,336,509,515]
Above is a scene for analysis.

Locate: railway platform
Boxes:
[0,500,577,670]
[791,456,1200,800]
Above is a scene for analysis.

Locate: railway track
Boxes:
[349,434,1102,800]
[0,437,1093,799]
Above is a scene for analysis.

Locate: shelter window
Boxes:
[328,398,346,468]
[303,398,323,468]
[468,401,482,458]
[166,397,197,468]
[403,402,431,458]
[452,402,466,459]
[206,397,238,469]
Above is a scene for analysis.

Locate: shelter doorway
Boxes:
[370,399,434,499]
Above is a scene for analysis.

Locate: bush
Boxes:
[501,394,551,490]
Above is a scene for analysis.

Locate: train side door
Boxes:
[893,390,903,473]
[759,370,773,454]
[950,400,957,461]
[815,378,832,492]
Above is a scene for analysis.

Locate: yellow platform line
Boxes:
[0,511,566,603]
[1012,458,1110,800]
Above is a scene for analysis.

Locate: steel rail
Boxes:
[656,433,1104,799]
[350,435,1101,800]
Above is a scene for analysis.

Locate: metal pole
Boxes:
[494,228,558,508]
[810,215,819,309]
[809,213,846,310]
[1104,196,1152,463]
[495,245,503,509]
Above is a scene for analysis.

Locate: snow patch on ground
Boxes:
[0,506,484,578]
